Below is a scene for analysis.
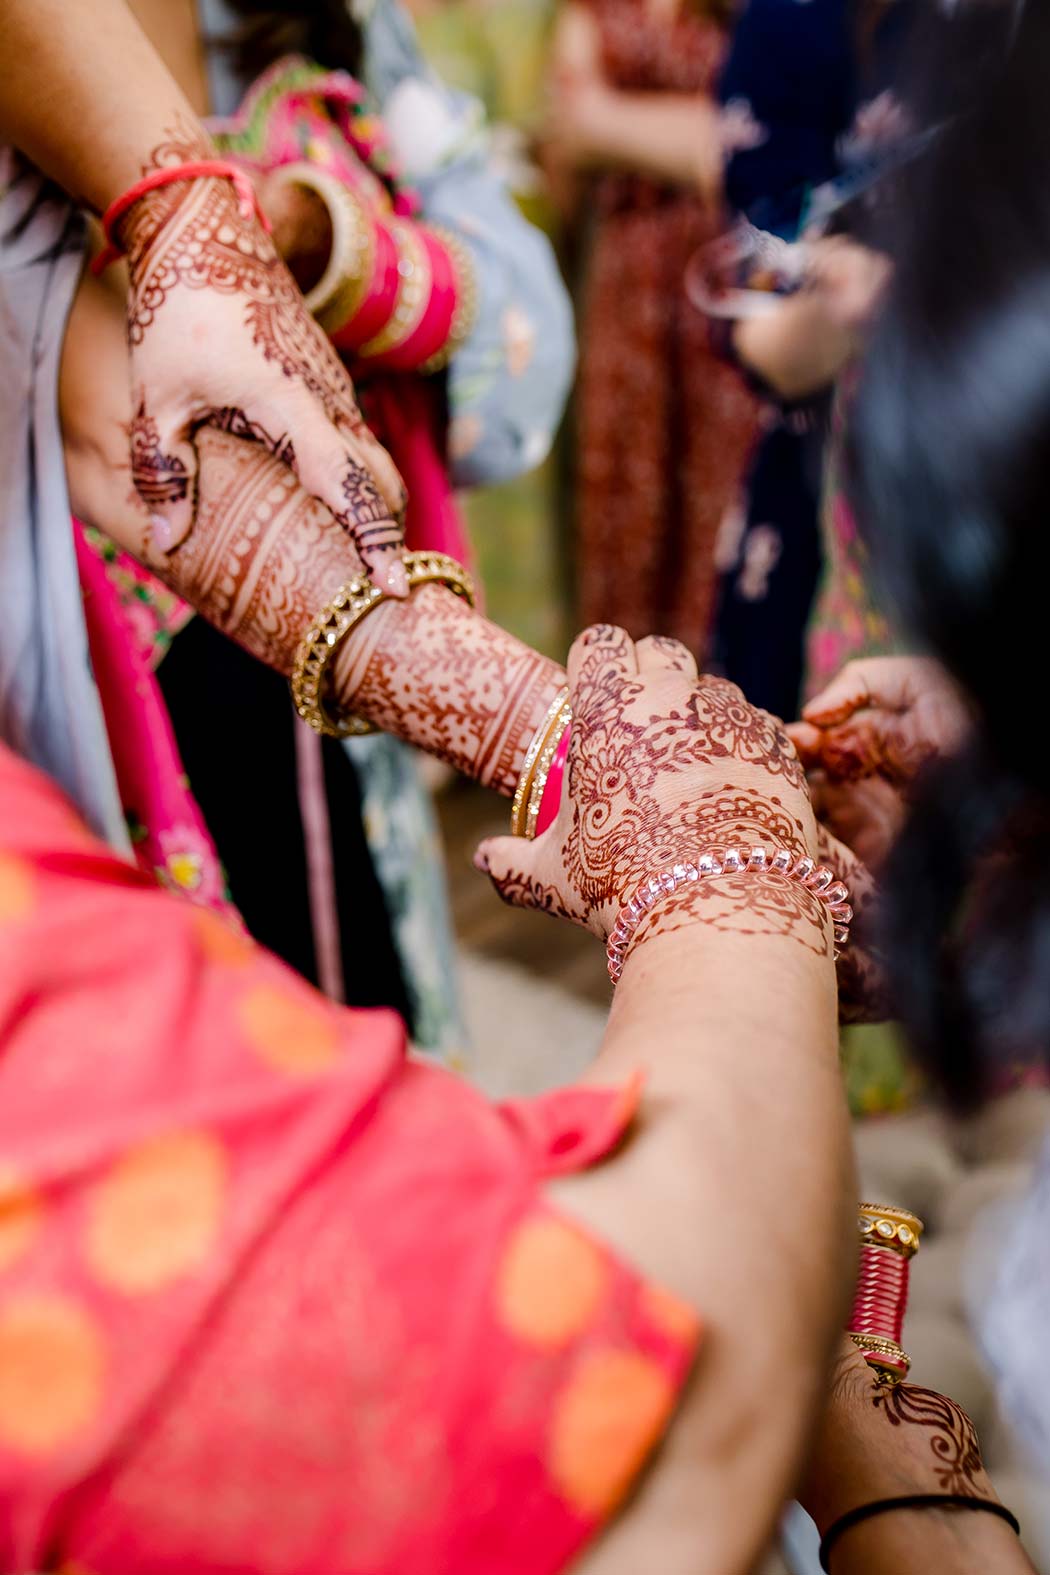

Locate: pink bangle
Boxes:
[847,1204,923,1384]
[534,720,571,839]
[606,845,852,985]
[92,159,269,276]
[328,213,401,351]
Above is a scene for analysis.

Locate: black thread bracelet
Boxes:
[819,1494,1021,1571]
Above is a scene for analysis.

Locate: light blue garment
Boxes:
[203,0,575,486]
[0,156,129,848]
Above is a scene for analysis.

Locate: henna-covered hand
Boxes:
[119,118,408,595]
[475,626,833,961]
[802,1341,1000,1540]
[788,656,968,789]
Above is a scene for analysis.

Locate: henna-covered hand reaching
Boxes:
[476,625,835,966]
[118,119,408,596]
[788,656,967,790]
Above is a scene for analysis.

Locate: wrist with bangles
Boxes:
[92,158,272,275]
[290,551,476,737]
[269,163,478,373]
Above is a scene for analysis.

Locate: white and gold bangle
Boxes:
[510,687,571,839]
[267,162,376,333]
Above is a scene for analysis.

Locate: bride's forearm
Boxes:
[175,431,566,794]
[332,586,565,796]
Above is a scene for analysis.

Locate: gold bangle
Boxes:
[858,1204,924,1258]
[848,1331,912,1384]
[525,701,572,840]
[510,687,571,839]
[267,163,376,334]
[420,225,479,375]
[290,551,476,738]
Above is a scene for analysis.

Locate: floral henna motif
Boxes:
[129,401,190,511]
[873,1385,984,1495]
[121,120,384,532]
[334,584,567,795]
[557,634,815,921]
[686,681,807,791]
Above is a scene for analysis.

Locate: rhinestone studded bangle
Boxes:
[510,687,571,839]
[606,845,852,986]
[291,550,475,738]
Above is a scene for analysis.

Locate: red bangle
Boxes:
[91,159,270,276]
[847,1204,923,1383]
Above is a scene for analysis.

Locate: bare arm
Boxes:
[478,631,855,1573]
[802,1345,1038,1575]
[547,2,721,198]
[0,0,204,207]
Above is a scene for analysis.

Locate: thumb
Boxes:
[129,401,197,553]
[474,833,569,921]
[785,719,825,770]
[802,662,876,728]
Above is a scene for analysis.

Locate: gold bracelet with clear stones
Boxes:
[510,687,571,839]
[291,551,476,738]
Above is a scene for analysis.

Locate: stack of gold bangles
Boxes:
[291,550,475,737]
[510,687,573,840]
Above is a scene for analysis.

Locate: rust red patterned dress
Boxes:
[574,0,756,656]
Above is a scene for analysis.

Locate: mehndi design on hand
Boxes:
[120,117,406,593]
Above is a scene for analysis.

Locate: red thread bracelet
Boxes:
[92,159,271,276]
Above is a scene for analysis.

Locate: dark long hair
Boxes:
[216,0,364,82]
[847,0,1050,1103]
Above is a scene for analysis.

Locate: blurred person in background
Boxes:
[545,0,756,660]
[793,0,1050,1521]
[710,0,915,727]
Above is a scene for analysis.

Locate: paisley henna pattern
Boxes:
[133,430,563,793]
[873,1385,984,1495]
[129,400,190,510]
[482,625,831,953]
[691,682,807,791]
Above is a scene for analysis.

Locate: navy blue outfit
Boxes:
[711,0,857,721]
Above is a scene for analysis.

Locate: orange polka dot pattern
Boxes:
[237,983,342,1076]
[0,741,698,1572]
[0,1170,42,1274]
[84,1132,227,1295]
[497,1216,609,1349]
[0,1296,105,1457]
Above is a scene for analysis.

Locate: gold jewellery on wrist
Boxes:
[269,163,376,334]
[510,687,572,839]
[290,550,475,738]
